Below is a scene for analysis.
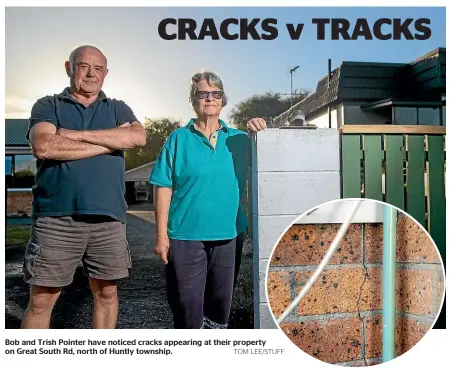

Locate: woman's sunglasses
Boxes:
[195,91,223,100]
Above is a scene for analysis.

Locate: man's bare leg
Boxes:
[21,285,61,329]
[89,278,119,329]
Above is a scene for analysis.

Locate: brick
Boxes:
[290,266,439,318]
[271,224,362,266]
[359,260,441,318]
[364,315,383,359]
[359,267,382,311]
[395,316,431,357]
[364,224,384,264]
[436,268,445,314]
[396,269,435,317]
[281,318,362,364]
[365,215,441,264]
[294,268,365,315]
[366,314,433,360]
[396,214,440,263]
[365,315,432,359]
[267,271,291,317]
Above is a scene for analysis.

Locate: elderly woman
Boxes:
[149,71,266,329]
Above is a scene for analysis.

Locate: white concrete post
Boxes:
[251,128,341,329]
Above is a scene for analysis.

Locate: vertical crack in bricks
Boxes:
[356,224,369,366]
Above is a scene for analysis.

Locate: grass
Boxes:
[229,236,254,329]
[6,225,31,247]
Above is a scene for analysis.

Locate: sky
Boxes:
[5,7,446,125]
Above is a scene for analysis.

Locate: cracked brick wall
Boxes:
[267,213,444,366]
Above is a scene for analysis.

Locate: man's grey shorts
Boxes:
[23,215,132,287]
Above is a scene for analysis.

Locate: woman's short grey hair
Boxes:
[189,71,228,108]
[68,45,107,73]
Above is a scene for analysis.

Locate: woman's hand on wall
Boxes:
[247,118,267,134]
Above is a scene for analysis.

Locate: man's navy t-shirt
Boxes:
[27,88,137,223]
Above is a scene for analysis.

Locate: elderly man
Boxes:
[21,45,146,329]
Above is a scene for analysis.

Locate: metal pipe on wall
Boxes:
[382,205,397,362]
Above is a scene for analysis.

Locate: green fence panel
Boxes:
[427,135,446,264]
[363,135,383,201]
[385,135,405,210]
[341,135,361,198]
[406,135,426,227]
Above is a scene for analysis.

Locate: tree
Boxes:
[125,118,181,170]
[228,90,309,131]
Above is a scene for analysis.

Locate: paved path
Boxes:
[5,211,173,329]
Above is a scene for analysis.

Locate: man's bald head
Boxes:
[68,45,107,74]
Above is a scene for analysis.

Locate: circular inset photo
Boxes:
[266,198,445,366]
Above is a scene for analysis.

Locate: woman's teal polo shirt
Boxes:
[149,118,250,241]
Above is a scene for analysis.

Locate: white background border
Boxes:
[1,1,448,368]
